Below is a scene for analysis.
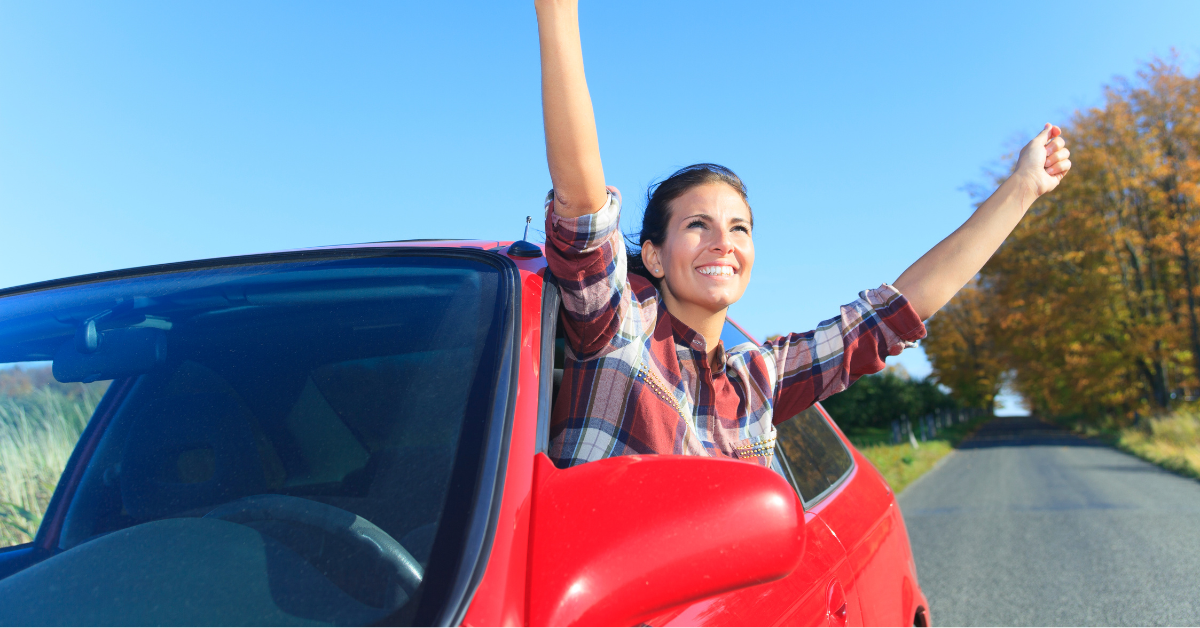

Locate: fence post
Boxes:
[892,419,901,444]
[903,415,919,449]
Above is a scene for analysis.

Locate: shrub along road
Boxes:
[898,416,1200,626]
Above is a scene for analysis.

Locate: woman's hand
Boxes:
[894,123,1073,320]
[1013,123,1072,196]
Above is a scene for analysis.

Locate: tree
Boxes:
[819,365,956,431]
[923,56,1200,423]
[923,281,1006,412]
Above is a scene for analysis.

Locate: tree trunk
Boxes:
[1177,230,1200,384]
[1136,355,1170,409]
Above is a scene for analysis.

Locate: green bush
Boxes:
[820,367,957,431]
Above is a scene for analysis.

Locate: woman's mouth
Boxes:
[696,265,736,277]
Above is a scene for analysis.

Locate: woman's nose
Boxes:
[711,230,735,254]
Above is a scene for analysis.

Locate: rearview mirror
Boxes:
[53,327,167,383]
[528,453,805,626]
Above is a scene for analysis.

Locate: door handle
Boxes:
[827,580,848,627]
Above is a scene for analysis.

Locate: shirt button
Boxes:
[693,339,702,347]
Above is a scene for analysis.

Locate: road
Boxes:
[898,416,1200,626]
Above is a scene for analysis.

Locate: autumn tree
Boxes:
[923,281,1006,412]
[924,56,1200,422]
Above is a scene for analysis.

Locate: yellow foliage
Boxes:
[925,56,1200,421]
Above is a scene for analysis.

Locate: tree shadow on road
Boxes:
[955,415,1108,449]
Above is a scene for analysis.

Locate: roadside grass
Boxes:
[1062,409,1200,481]
[1079,411,1200,481]
[0,384,106,547]
[1117,411,1200,480]
[845,416,991,495]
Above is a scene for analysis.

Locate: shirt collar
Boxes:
[660,302,727,374]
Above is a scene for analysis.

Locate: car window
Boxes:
[718,320,798,484]
[0,364,109,548]
[718,319,854,506]
[0,254,508,626]
[775,406,854,507]
[719,318,757,349]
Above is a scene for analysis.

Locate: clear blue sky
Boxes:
[3,1,1200,411]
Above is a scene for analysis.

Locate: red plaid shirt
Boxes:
[545,188,926,468]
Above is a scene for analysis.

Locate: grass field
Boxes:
[0,369,107,547]
[845,415,991,495]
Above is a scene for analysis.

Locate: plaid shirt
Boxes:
[545,188,926,468]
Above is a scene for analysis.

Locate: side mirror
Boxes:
[528,453,805,627]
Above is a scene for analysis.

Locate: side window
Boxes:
[719,320,799,488]
[0,363,110,548]
[719,319,756,349]
[775,406,854,507]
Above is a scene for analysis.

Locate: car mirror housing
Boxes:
[53,326,167,383]
[527,453,805,626]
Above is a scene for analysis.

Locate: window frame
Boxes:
[780,406,856,510]
[535,272,560,454]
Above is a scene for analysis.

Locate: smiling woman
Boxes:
[535,0,1071,469]
[630,164,755,335]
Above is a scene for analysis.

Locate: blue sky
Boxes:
[3,1,1200,411]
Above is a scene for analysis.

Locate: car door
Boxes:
[645,320,857,627]
[773,405,861,627]
[803,404,918,626]
[722,319,920,626]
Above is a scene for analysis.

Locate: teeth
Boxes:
[698,266,734,276]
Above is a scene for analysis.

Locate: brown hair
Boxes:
[626,163,751,288]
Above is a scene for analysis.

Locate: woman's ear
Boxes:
[641,242,662,277]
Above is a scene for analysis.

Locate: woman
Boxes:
[537,0,1071,468]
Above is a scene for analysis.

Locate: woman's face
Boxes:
[643,183,755,314]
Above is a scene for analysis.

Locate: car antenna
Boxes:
[507,215,543,259]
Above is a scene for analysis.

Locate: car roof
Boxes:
[287,239,507,252]
[0,239,546,299]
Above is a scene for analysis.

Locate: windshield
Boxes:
[0,252,508,626]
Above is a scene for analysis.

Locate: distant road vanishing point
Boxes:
[899,416,1200,626]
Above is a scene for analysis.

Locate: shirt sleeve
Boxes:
[765,284,927,423]
[544,187,649,360]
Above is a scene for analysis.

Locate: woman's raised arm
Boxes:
[893,124,1072,320]
[536,0,608,218]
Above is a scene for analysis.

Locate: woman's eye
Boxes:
[732,225,751,234]
[687,220,706,229]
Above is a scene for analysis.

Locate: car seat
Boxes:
[120,392,267,522]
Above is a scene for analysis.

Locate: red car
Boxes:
[0,239,928,626]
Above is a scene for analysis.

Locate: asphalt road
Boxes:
[898,415,1200,626]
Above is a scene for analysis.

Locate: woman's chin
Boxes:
[695,292,742,312]
[667,284,745,314]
